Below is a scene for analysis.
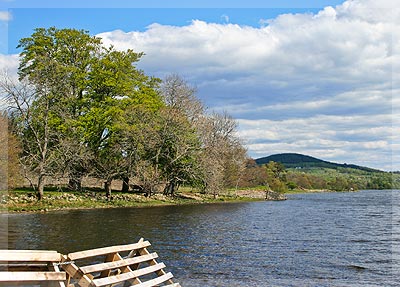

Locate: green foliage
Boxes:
[7,27,248,200]
[239,157,399,192]
[286,167,399,191]
[256,153,379,172]
[12,27,167,197]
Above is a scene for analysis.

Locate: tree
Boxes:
[17,27,103,191]
[1,72,60,200]
[264,161,288,193]
[196,111,246,196]
[160,74,204,122]
[156,108,202,196]
[160,75,247,196]
[84,47,162,198]
[159,76,208,195]
[14,27,163,199]
[238,159,269,188]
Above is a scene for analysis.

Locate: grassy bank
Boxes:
[0,188,262,213]
[1,187,342,213]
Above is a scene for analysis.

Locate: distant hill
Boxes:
[255,153,380,172]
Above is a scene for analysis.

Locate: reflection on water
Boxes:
[1,190,399,286]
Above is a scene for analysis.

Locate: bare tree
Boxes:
[197,111,247,197]
[160,74,247,197]
[161,74,204,123]
[1,72,58,200]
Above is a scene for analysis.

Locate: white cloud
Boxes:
[0,54,19,75]
[237,114,397,170]
[1,0,398,170]
[98,0,398,106]
[0,11,12,22]
[92,0,400,170]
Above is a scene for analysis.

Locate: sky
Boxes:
[0,0,398,171]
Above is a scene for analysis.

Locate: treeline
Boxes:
[0,27,247,200]
[236,159,399,192]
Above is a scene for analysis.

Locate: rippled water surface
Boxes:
[1,190,399,286]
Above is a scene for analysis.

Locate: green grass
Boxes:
[0,188,262,213]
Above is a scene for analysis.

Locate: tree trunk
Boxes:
[143,184,152,197]
[37,174,45,201]
[163,181,175,196]
[121,177,129,193]
[104,179,112,200]
[68,173,82,191]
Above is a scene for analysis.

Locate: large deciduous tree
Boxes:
[6,27,163,199]
[16,27,102,192]
[84,48,162,198]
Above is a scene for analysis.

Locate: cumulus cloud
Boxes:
[96,0,398,169]
[98,0,397,108]
[0,11,12,22]
[237,114,398,170]
[1,0,398,170]
[0,54,18,72]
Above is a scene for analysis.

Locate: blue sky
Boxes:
[6,8,324,54]
[1,0,345,54]
[0,0,398,171]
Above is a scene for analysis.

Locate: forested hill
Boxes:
[255,153,380,172]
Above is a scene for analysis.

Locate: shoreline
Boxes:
[0,188,352,214]
[0,190,265,214]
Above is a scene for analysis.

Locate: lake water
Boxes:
[1,190,399,286]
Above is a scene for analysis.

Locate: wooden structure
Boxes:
[0,239,180,287]
[61,238,180,287]
[0,250,67,286]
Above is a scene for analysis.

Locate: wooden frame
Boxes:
[0,250,67,287]
[61,238,181,287]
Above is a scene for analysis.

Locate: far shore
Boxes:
[0,188,348,213]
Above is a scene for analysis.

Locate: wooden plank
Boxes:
[80,253,158,274]
[137,247,174,285]
[0,263,49,268]
[60,259,92,287]
[128,272,174,287]
[99,252,118,278]
[0,250,59,253]
[93,263,166,287]
[163,284,181,287]
[0,271,66,281]
[0,250,62,262]
[67,241,151,260]
[114,252,142,286]
[50,262,67,287]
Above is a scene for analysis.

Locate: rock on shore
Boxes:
[265,190,287,201]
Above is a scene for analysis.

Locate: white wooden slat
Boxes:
[93,263,166,287]
[80,252,158,274]
[51,262,67,287]
[0,271,66,281]
[0,250,61,262]
[128,272,174,287]
[67,241,151,260]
